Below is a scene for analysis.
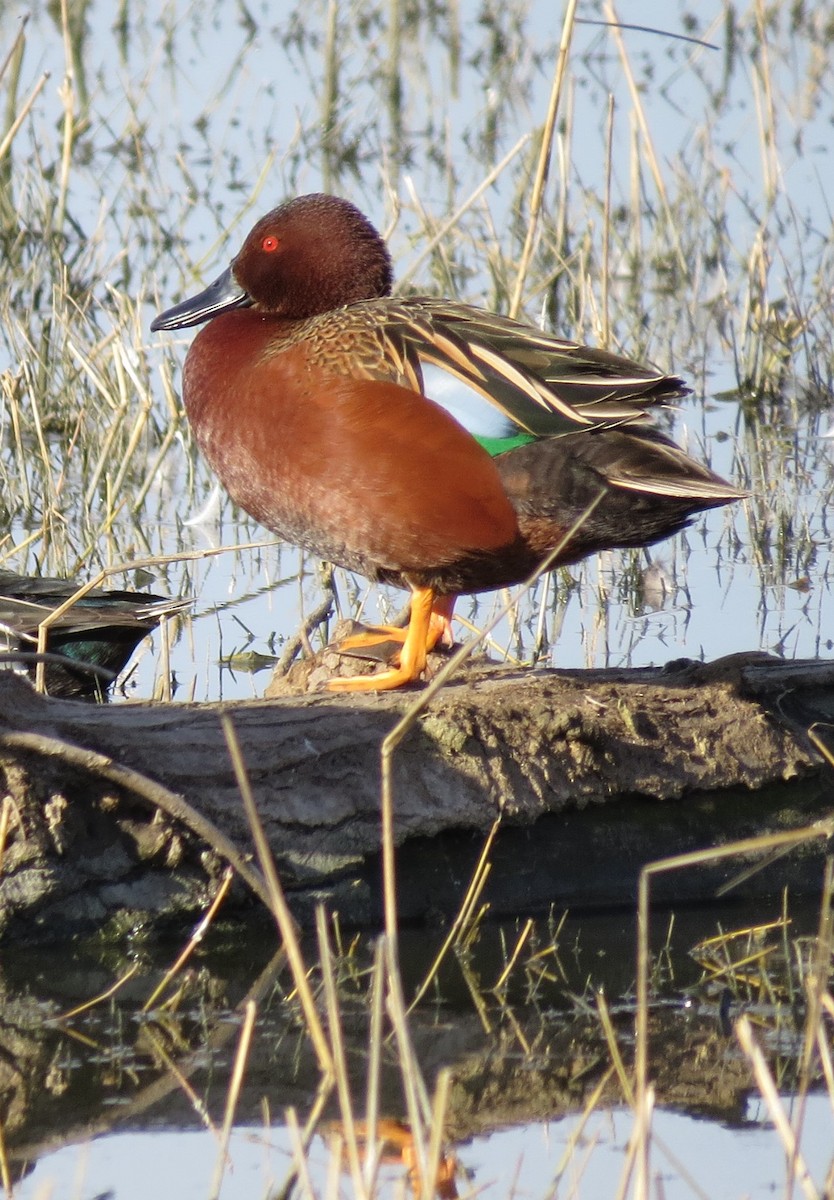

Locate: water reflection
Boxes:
[1,900,831,1198]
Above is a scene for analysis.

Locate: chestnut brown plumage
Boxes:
[153,193,745,690]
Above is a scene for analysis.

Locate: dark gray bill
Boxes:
[151,265,252,331]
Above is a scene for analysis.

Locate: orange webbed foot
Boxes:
[336,622,408,663]
[328,587,446,692]
[327,663,423,692]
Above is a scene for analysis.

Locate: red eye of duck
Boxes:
[261,234,279,252]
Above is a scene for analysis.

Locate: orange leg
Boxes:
[329,587,440,691]
[337,594,457,658]
[427,594,456,649]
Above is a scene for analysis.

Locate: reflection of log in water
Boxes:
[0,943,769,1183]
[1,946,287,1176]
[0,654,831,937]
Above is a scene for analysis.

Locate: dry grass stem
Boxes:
[0,70,48,164]
[409,816,501,1011]
[157,612,173,702]
[274,1078,336,1200]
[139,1023,215,1131]
[509,0,579,319]
[605,0,688,277]
[142,866,235,1012]
[544,1065,615,1198]
[0,15,27,88]
[753,0,778,207]
[596,991,633,1103]
[0,795,17,878]
[221,713,335,1078]
[791,856,834,1174]
[207,998,257,1200]
[362,939,386,1196]
[616,1083,654,1200]
[316,906,366,1199]
[601,92,614,349]
[735,1014,820,1200]
[384,936,431,1181]
[48,963,140,1024]
[492,916,534,993]
[0,1117,11,1199]
[809,726,834,769]
[419,1068,453,1200]
[286,1107,320,1200]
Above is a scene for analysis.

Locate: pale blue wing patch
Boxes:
[420,361,518,439]
[420,361,537,457]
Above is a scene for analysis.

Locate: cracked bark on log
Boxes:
[0,651,831,940]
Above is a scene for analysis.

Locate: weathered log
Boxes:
[0,651,831,939]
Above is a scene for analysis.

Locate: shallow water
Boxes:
[15,1100,834,1200]
[4,903,832,1199]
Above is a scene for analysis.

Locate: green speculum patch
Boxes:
[475,431,537,456]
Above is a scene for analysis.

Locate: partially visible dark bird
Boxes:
[0,570,190,700]
[152,192,746,691]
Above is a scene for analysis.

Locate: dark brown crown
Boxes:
[232,193,394,319]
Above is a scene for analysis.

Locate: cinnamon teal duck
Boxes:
[152,193,745,691]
